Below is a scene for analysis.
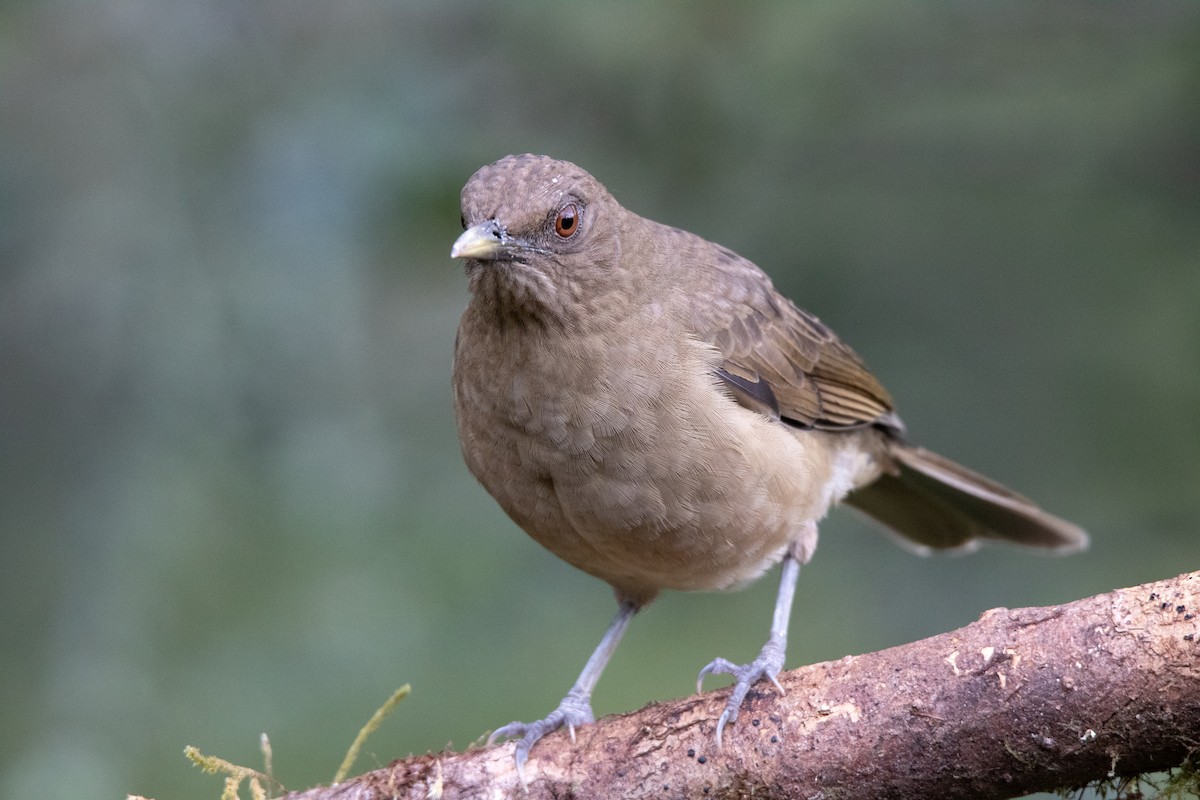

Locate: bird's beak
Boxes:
[451,220,507,260]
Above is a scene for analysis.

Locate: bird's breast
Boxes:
[452,313,859,599]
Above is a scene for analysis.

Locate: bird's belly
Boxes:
[454,333,867,602]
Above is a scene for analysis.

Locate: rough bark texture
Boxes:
[284,570,1200,800]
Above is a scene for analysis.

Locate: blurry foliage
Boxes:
[1,3,1198,799]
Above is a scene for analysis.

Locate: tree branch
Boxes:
[284,570,1200,800]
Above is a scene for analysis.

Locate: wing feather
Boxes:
[680,236,900,433]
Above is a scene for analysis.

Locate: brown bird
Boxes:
[450,154,1086,778]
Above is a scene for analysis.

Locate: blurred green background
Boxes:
[2,2,1198,798]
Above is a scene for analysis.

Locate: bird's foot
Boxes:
[488,687,595,783]
[696,636,786,747]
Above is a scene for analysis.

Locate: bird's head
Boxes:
[451,154,629,326]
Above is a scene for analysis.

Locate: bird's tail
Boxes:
[844,443,1088,555]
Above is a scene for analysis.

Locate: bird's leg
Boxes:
[489,599,638,782]
[696,536,806,747]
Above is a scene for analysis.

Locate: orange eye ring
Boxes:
[554,203,580,238]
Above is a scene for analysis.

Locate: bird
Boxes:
[449,154,1087,779]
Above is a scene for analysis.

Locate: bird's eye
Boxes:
[553,203,580,238]
[460,214,467,230]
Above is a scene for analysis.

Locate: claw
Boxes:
[514,745,529,786]
[487,689,595,784]
[487,721,522,747]
[714,707,732,748]
[697,636,787,747]
[487,602,639,783]
[695,550,802,747]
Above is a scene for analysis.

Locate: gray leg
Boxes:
[490,600,638,781]
[697,548,802,746]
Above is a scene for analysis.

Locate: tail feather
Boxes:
[845,444,1088,555]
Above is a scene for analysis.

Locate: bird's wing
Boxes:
[685,243,901,433]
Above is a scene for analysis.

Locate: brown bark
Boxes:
[284,570,1200,800]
